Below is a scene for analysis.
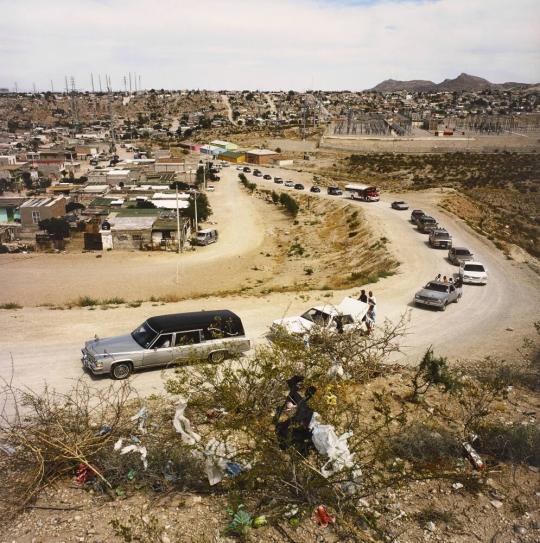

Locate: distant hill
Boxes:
[371,73,537,92]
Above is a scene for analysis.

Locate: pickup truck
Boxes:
[414,280,462,311]
[270,297,369,336]
[429,228,452,248]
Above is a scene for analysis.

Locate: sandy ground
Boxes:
[1,165,539,402]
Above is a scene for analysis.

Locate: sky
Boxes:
[1,0,539,91]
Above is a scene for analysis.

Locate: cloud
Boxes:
[0,0,538,90]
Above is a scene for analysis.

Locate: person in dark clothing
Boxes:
[290,386,317,456]
[358,289,368,303]
[335,315,344,334]
[274,376,305,450]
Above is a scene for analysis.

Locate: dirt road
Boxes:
[1,167,538,400]
[220,94,235,125]
[0,167,267,305]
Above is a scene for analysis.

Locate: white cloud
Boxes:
[0,0,538,90]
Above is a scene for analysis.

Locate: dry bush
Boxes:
[0,379,203,514]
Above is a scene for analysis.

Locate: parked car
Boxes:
[411,209,425,224]
[391,201,409,210]
[195,228,218,246]
[327,186,343,196]
[417,215,438,233]
[253,170,262,177]
[459,261,488,285]
[271,297,369,336]
[294,183,305,190]
[429,228,452,248]
[310,186,321,193]
[243,167,251,173]
[81,310,251,379]
[448,247,474,266]
[274,177,283,184]
[414,280,462,311]
[284,181,295,187]
[236,166,243,171]
[209,174,220,182]
[206,185,215,192]
[221,162,230,167]
[263,174,272,180]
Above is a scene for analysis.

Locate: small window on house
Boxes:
[31,210,41,224]
[117,234,128,241]
[132,234,143,241]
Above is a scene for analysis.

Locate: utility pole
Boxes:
[134,73,137,92]
[175,183,181,253]
[124,75,127,93]
[14,81,18,93]
[50,80,54,93]
[33,82,36,93]
[139,75,141,92]
[98,74,102,93]
[193,191,198,234]
[129,72,132,93]
[91,73,95,93]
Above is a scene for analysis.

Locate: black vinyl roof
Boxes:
[146,310,245,335]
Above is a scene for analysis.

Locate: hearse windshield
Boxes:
[132,321,158,348]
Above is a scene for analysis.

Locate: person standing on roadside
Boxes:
[358,289,368,303]
[368,291,376,306]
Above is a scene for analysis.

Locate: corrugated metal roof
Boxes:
[110,216,156,231]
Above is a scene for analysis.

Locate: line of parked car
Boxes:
[400,207,488,311]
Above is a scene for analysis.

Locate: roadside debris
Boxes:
[130,407,148,434]
[313,505,336,528]
[173,398,201,445]
[463,441,485,470]
[114,438,148,470]
[75,463,93,486]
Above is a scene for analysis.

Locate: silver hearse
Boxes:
[82,310,250,379]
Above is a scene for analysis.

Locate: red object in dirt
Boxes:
[75,463,93,485]
[313,505,336,528]
[463,442,485,470]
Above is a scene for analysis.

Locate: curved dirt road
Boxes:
[1,168,539,400]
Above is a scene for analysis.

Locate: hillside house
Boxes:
[19,196,66,228]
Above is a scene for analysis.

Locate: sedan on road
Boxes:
[263,174,272,180]
[310,186,321,193]
[274,177,283,184]
[392,201,409,210]
[327,186,343,196]
[294,183,305,190]
[448,247,474,266]
[411,209,425,224]
[459,261,488,285]
[284,181,295,187]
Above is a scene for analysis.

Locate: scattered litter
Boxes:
[204,438,236,486]
[313,505,336,528]
[325,392,337,406]
[490,500,503,509]
[129,435,141,444]
[75,463,92,486]
[130,407,148,434]
[327,360,345,379]
[252,516,267,528]
[225,462,244,477]
[463,442,485,470]
[284,504,299,519]
[96,425,112,437]
[173,398,201,445]
[0,442,15,455]
[310,412,355,477]
[206,407,227,420]
[114,438,148,470]
[506,327,514,332]
[127,469,136,481]
[426,521,436,532]
[452,482,464,490]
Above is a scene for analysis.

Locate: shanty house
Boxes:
[19,196,66,228]
[245,149,280,165]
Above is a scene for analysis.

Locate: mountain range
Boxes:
[370,73,538,93]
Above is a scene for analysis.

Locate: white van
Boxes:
[196,228,218,246]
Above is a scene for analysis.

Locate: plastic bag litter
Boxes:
[204,438,236,486]
[114,438,148,470]
[309,412,355,478]
[313,505,336,528]
[173,398,201,445]
[130,407,148,434]
[327,360,346,380]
